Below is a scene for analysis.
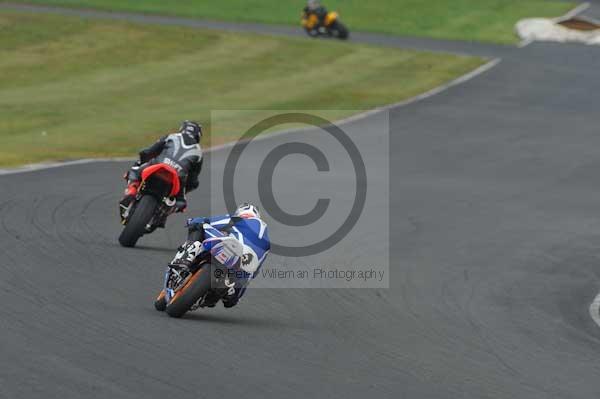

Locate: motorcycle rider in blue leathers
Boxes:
[180,203,270,308]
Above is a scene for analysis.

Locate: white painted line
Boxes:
[555,2,591,23]
[0,57,501,176]
[0,157,135,176]
[589,291,600,328]
[338,57,501,123]
[207,57,501,153]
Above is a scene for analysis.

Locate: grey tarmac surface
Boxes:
[2,3,600,399]
[582,1,600,20]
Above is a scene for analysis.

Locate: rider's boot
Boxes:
[156,186,186,228]
[156,213,168,228]
[119,180,139,221]
[200,291,221,308]
[174,186,188,213]
[119,162,143,221]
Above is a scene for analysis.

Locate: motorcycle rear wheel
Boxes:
[331,21,349,39]
[165,266,212,318]
[118,195,158,247]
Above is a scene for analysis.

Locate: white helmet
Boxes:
[307,0,320,9]
[233,202,261,219]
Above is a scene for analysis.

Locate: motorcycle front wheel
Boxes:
[331,21,349,39]
[118,195,158,247]
[305,27,320,37]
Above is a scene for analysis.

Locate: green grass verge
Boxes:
[0,11,484,167]
[2,0,575,44]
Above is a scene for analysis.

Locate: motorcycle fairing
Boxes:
[324,11,338,26]
[141,163,180,197]
[202,236,243,269]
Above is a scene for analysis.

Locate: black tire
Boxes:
[165,267,212,318]
[154,290,167,311]
[333,22,349,39]
[305,27,319,37]
[118,195,158,247]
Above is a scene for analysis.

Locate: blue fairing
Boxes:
[187,214,270,303]
[187,214,270,278]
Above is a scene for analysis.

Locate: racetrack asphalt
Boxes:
[2,3,600,399]
[582,1,600,20]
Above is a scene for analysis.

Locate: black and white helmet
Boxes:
[307,0,320,9]
[233,202,261,219]
[179,120,202,143]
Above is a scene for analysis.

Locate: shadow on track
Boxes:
[164,311,306,330]
[132,245,178,254]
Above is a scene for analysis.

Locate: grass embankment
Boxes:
[0,11,484,166]
[2,0,575,44]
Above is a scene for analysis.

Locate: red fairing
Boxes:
[141,164,181,197]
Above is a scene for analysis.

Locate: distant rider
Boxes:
[174,203,270,308]
[119,121,203,219]
[303,0,328,26]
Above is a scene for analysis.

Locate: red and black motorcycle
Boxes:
[118,163,181,247]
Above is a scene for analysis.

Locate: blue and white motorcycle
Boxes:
[154,222,246,318]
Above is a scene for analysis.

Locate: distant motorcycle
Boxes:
[302,10,349,39]
[118,163,181,247]
[154,225,244,318]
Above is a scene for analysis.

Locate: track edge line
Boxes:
[589,292,600,328]
[0,57,501,175]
